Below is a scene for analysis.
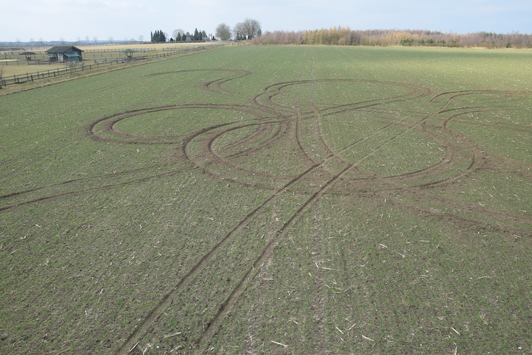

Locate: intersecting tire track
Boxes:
[120,82,531,352]
[116,162,321,354]
[116,78,438,353]
[2,67,530,353]
[1,75,500,212]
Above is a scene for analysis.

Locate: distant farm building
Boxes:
[46,46,83,63]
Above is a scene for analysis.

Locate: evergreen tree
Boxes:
[150,30,167,43]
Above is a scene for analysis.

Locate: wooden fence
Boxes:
[0,44,224,88]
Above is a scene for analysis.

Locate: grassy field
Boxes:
[0,45,531,354]
[0,42,222,83]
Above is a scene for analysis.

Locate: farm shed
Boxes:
[46,46,83,62]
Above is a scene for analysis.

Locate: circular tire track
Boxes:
[6,76,475,209]
[116,77,530,353]
[2,68,530,353]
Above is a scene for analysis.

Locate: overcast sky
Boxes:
[2,0,531,42]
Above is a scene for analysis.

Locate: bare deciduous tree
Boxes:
[234,18,261,40]
[242,18,261,40]
[216,23,232,41]
[233,22,246,40]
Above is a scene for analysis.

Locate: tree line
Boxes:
[215,18,262,41]
[252,27,532,48]
[151,23,530,48]
[150,30,167,43]
[150,28,211,43]
[172,28,210,42]
[149,18,262,43]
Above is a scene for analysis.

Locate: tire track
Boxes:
[194,86,456,348]
[0,168,183,212]
[116,163,322,354]
[193,84,530,350]
[0,163,171,200]
[5,75,526,217]
[6,66,529,353]
[119,80,428,351]
[196,163,354,350]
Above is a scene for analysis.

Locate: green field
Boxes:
[1,46,531,353]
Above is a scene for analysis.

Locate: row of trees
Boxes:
[150,18,262,44]
[149,22,531,48]
[172,28,210,42]
[150,30,167,43]
[215,18,262,41]
[252,27,532,48]
[151,28,210,43]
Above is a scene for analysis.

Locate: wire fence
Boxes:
[0,44,225,88]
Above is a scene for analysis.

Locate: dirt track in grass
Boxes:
[98,70,531,352]
[1,67,530,353]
